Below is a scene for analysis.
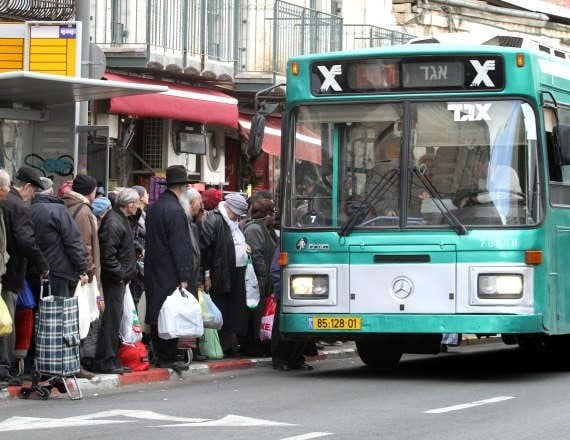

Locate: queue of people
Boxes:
[0,164,306,386]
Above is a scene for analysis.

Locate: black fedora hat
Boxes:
[165,165,194,185]
[15,166,45,189]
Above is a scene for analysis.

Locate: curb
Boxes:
[0,335,500,400]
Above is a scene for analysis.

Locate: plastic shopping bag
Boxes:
[259,295,277,342]
[120,284,142,344]
[245,257,260,309]
[87,277,101,321]
[199,328,223,360]
[198,289,223,330]
[16,280,36,309]
[0,295,13,337]
[158,288,204,339]
[74,282,91,339]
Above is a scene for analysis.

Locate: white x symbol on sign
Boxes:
[317,65,343,92]
[470,60,496,87]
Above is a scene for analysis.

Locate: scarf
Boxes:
[219,201,248,267]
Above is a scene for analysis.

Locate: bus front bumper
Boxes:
[280,313,544,335]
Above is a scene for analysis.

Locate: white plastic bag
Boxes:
[74,282,91,339]
[87,277,100,322]
[245,258,260,309]
[136,291,151,334]
[158,288,204,339]
[120,284,142,344]
[198,289,223,330]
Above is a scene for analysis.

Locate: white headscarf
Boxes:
[219,201,248,267]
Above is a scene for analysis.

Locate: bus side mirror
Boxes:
[554,124,570,165]
[247,112,266,160]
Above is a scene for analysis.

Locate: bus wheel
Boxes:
[356,338,402,369]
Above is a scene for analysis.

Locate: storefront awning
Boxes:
[238,115,321,164]
[105,73,239,129]
[0,71,167,107]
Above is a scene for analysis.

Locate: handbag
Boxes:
[259,295,277,342]
[198,289,223,330]
[0,294,13,337]
[199,328,223,360]
[245,257,260,309]
[158,287,204,339]
[16,280,36,309]
[120,284,142,344]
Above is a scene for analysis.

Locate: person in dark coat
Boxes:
[93,188,139,374]
[144,166,195,372]
[200,192,249,357]
[242,190,277,356]
[31,184,89,297]
[270,243,314,371]
[0,166,48,383]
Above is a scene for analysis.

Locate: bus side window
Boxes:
[547,106,570,205]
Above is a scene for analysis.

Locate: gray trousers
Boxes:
[0,289,18,367]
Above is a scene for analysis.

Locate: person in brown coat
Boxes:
[62,175,100,283]
[61,174,100,378]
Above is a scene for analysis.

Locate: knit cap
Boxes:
[92,197,111,217]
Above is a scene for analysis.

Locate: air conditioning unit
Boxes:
[202,140,225,185]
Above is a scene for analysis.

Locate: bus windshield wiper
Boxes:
[339,167,399,237]
[411,166,467,236]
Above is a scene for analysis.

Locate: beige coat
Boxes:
[62,191,100,281]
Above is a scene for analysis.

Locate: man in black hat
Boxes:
[0,166,48,384]
[144,165,195,372]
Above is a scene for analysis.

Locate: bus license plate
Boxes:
[311,317,361,330]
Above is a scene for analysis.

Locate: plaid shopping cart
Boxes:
[19,280,82,400]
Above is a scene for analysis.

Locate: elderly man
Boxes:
[31,180,88,298]
[0,166,48,384]
[93,188,139,374]
[183,188,204,294]
[145,166,195,372]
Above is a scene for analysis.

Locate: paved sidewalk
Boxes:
[0,335,499,400]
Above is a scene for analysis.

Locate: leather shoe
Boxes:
[94,366,128,375]
[76,368,96,380]
[156,360,189,372]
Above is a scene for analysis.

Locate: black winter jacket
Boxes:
[31,195,88,281]
[199,208,236,295]
[98,207,137,284]
[0,188,48,293]
[144,189,194,325]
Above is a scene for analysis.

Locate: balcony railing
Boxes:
[0,0,75,21]
[92,0,414,79]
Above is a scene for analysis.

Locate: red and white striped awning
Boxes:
[104,73,239,129]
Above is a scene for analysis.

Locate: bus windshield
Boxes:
[285,100,540,230]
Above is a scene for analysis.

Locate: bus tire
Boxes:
[356,338,402,369]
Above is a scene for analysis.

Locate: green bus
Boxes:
[260,36,570,367]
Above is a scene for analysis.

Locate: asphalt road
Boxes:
[1,342,570,440]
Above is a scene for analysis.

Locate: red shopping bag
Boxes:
[259,296,277,342]
[14,308,34,359]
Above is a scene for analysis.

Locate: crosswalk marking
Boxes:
[424,396,515,414]
[279,433,332,440]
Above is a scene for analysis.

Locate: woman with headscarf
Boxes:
[199,192,249,357]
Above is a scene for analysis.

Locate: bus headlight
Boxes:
[290,275,329,299]
[478,274,523,299]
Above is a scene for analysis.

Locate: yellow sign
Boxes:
[0,21,78,76]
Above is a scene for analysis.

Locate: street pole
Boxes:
[75,1,91,175]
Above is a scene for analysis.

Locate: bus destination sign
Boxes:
[310,56,504,95]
